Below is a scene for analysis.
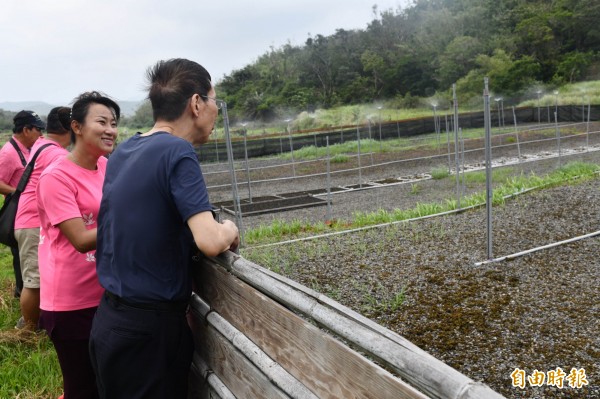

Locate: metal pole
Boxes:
[356,124,362,188]
[243,128,252,203]
[287,121,296,177]
[460,127,465,196]
[453,84,461,209]
[554,90,559,121]
[586,102,591,149]
[483,77,493,260]
[512,106,521,161]
[433,104,440,154]
[536,90,542,124]
[555,111,561,168]
[221,102,244,245]
[367,119,374,165]
[326,136,332,221]
[214,132,219,163]
[377,106,383,153]
[445,114,451,173]
[495,98,501,128]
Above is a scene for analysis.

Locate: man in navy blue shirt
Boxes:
[90,58,239,399]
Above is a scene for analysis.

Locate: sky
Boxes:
[0,0,406,105]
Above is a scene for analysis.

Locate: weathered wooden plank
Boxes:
[202,252,505,399]
[194,260,430,399]
[190,294,319,399]
[188,299,292,399]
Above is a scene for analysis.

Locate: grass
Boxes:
[462,167,516,184]
[330,154,349,163]
[276,131,449,162]
[241,161,600,247]
[260,117,577,164]
[431,166,451,180]
[0,246,62,399]
[519,81,600,108]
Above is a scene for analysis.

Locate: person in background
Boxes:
[14,106,72,331]
[0,111,43,299]
[37,92,119,399]
[90,58,239,399]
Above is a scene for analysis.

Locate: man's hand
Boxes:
[222,220,240,252]
[188,212,240,257]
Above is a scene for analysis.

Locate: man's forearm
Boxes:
[0,181,16,196]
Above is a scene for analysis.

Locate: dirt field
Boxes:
[204,124,600,398]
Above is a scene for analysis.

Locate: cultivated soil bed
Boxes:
[205,126,600,398]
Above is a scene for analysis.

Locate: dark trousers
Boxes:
[11,245,23,297]
[40,307,99,399]
[89,293,193,399]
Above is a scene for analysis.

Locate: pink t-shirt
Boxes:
[37,156,108,311]
[0,135,30,190]
[15,137,68,229]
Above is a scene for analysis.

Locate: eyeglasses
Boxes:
[29,126,44,133]
[201,95,224,110]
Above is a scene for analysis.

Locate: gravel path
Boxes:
[205,129,600,398]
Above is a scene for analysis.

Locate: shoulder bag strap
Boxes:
[15,143,57,193]
[9,138,27,167]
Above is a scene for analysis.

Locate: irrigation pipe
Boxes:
[243,171,600,250]
[474,230,600,266]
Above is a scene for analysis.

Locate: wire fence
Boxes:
[197,104,600,163]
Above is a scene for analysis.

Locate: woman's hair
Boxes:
[70,91,120,143]
[146,58,212,122]
[46,106,71,135]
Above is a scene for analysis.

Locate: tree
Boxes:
[455,49,513,98]
[438,36,484,87]
[554,51,595,83]
[124,101,153,129]
[0,110,17,132]
[361,50,385,98]
[503,56,542,93]
[213,0,599,116]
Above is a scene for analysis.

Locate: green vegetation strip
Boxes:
[242,161,600,248]
[0,245,62,398]
[270,122,573,163]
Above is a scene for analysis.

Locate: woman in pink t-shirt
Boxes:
[37,92,120,399]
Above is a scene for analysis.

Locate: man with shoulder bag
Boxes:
[13,107,71,330]
[0,111,43,298]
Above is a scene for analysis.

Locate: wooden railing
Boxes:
[187,252,505,399]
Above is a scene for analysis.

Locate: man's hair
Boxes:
[70,91,120,143]
[146,58,212,122]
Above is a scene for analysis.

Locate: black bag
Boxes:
[0,143,55,247]
[0,192,19,247]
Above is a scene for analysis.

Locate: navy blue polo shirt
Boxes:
[96,132,213,303]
